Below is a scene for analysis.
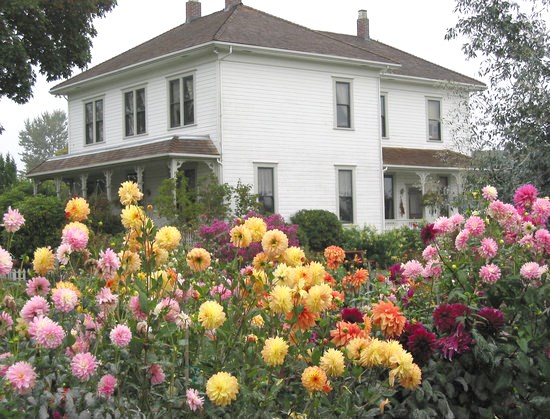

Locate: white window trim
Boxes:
[167,71,197,130]
[335,165,356,224]
[122,84,148,138]
[380,92,389,139]
[333,77,354,130]
[253,162,278,214]
[426,97,442,142]
[83,95,105,146]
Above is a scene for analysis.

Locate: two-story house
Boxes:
[27,0,484,231]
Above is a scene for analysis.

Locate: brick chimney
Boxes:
[186,0,201,23]
[225,0,241,11]
[357,10,369,40]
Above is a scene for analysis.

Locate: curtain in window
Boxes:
[338,170,353,223]
[125,92,134,136]
[95,100,103,143]
[85,102,93,144]
[258,167,274,213]
[136,89,146,134]
[170,79,181,127]
[183,76,194,125]
[336,82,350,128]
[384,175,394,219]
[408,187,423,219]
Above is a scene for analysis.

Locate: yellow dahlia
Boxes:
[154,226,181,252]
[283,246,305,267]
[64,197,90,221]
[229,225,252,248]
[397,362,422,389]
[206,371,239,407]
[243,217,267,242]
[118,181,143,206]
[319,348,346,377]
[261,337,289,366]
[308,261,326,286]
[32,247,55,275]
[186,248,211,272]
[54,281,82,298]
[250,314,265,328]
[304,284,333,313]
[268,285,294,314]
[359,338,387,367]
[252,252,269,271]
[345,337,371,363]
[261,229,288,259]
[301,366,329,393]
[272,263,290,285]
[198,301,226,330]
[119,250,141,274]
[121,205,145,230]
[152,243,169,266]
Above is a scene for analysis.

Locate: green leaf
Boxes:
[517,338,529,353]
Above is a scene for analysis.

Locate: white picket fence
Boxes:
[1,269,29,282]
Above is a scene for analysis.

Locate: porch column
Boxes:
[80,174,88,199]
[135,166,145,193]
[168,159,185,205]
[55,178,62,198]
[32,179,38,196]
[104,170,113,201]
[415,171,429,219]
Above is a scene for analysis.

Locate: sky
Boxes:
[0,0,483,170]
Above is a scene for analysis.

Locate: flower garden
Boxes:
[0,181,548,417]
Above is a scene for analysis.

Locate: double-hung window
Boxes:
[257,166,276,214]
[427,99,441,141]
[384,174,394,219]
[125,88,146,137]
[335,80,352,128]
[85,99,103,144]
[169,75,195,128]
[380,94,388,138]
[337,168,354,223]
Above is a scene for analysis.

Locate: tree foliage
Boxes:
[447,0,550,199]
[18,109,68,172]
[0,153,17,192]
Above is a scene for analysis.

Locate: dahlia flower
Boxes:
[206,371,240,406]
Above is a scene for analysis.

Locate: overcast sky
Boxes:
[0,0,483,170]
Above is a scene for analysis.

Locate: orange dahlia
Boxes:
[324,246,345,270]
[371,300,407,338]
[330,320,367,347]
[301,366,329,393]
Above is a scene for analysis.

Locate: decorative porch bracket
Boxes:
[135,166,145,194]
[80,174,89,199]
[168,159,186,205]
[415,171,429,219]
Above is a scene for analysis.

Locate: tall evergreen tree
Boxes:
[0,153,17,192]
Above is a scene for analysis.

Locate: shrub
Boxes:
[290,209,343,252]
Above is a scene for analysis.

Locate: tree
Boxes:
[447,0,550,199]
[0,153,17,192]
[18,110,68,172]
[0,0,117,132]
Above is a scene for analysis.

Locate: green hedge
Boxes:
[290,209,344,252]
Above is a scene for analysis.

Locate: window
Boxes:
[125,88,146,136]
[427,99,441,141]
[169,75,194,128]
[338,169,354,223]
[384,174,394,219]
[85,99,103,144]
[257,167,275,214]
[335,80,351,128]
[380,94,388,138]
[408,187,423,219]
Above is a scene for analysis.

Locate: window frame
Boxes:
[254,163,278,214]
[335,166,355,224]
[426,97,442,142]
[168,73,195,129]
[333,78,353,129]
[123,86,147,138]
[384,174,394,220]
[380,93,389,138]
[84,97,104,145]
[408,186,423,219]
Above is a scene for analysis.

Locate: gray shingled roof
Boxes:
[52,3,483,92]
[383,147,471,169]
[27,137,220,177]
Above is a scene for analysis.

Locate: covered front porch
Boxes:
[382,147,470,230]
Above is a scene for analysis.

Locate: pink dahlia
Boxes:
[56,243,72,265]
[479,264,501,284]
[70,352,98,381]
[62,225,89,251]
[149,363,165,385]
[129,296,148,321]
[464,216,485,237]
[186,388,204,411]
[5,361,37,394]
[52,287,79,313]
[402,260,424,279]
[0,312,13,336]
[20,296,49,322]
[154,297,180,323]
[422,245,439,261]
[449,213,465,230]
[95,287,119,314]
[110,324,132,347]
[478,238,498,259]
[0,246,13,276]
[433,217,452,234]
[28,316,65,349]
[520,262,547,280]
[2,207,25,233]
[531,198,550,225]
[25,276,50,297]
[97,248,121,279]
[481,186,498,201]
[455,229,470,251]
[535,229,550,254]
[97,374,117,398]
[0,352,13,377]
[513,184,538,211]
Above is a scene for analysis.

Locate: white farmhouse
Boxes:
[27,0,484,231]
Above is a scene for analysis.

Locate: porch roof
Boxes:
[27,136,220,178]
[382,147,471,170]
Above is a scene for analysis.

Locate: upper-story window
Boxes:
[380,94,388,138]
[427,98,441,141]
[334,79,352,128]
[124,87,146,137]
[85,99,104,144]
[169,75,195,128]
